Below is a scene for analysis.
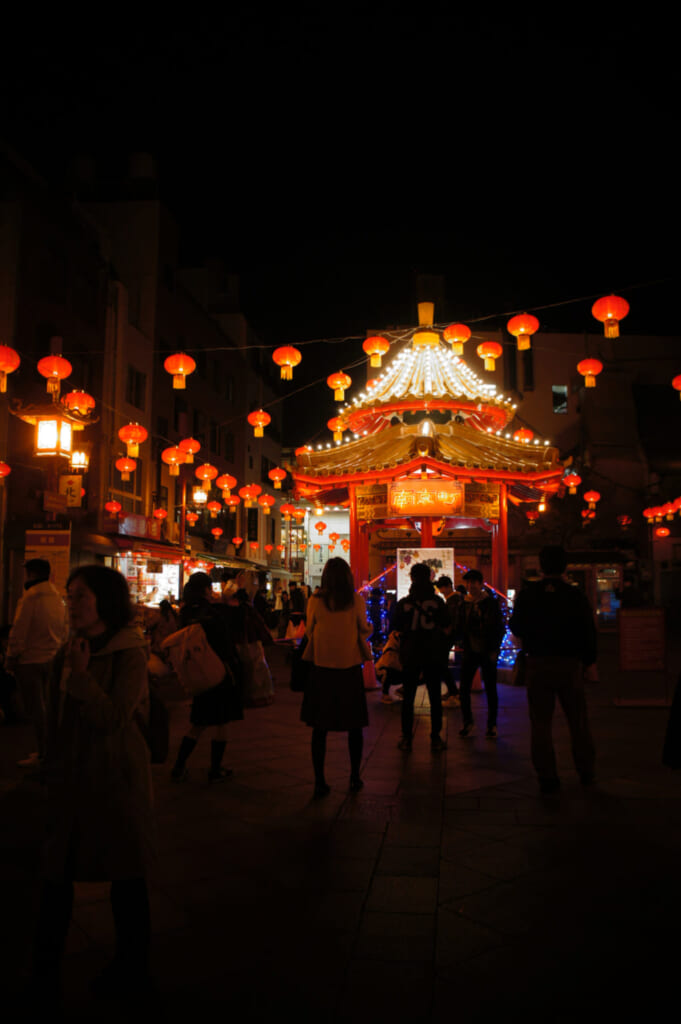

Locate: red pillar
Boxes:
[491,522,500,592]
[420,517,433,548]
[498,483,509,598]
[348,485,362,589]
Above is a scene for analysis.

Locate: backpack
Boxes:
[398,598,449,672]
[161,623,226,696]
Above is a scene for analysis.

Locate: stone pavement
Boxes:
[1,643,680,1023]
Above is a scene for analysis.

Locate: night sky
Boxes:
[2,11,677,441]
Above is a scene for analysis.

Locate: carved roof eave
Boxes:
[343,395,514,434]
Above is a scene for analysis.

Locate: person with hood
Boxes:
[457,569,505,738]
[509,545,597,793]
[6,558,67,772]
[391,562,451,752]
[32,565,155,999]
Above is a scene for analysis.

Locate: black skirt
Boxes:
[190,677,243,727]
[300,664,368,731]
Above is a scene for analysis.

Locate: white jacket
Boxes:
[7,581,68,664]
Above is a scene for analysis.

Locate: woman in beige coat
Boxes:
[33,565,155,1000]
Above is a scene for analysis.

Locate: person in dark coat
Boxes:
[509,545,597,794]
[456,569,505,738]
[391,563,451,752]
[170,573,243,783]
[32,565,155,999]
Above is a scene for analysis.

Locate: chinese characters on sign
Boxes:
[463,484,500,520]
[356,484,388,521]
[24,529,72,594]
[388,481,464,517]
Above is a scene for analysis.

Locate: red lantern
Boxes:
[62,389,95,415]
[584,490,600,510]
[513,428,534,444]
[225,495,241,509]
[161,446,186,476]
[118,422,148,458]
[341,539,350,551]
[581,509,596,521]
[563,473,582,495]
[443,323,471,356]
[249,541,259,551]
[179,437,200,464]
[672,375,681,399]
[476,342,503,372]
[207,501,222,518]
[211,527,224,538]
[268,467,286,489]
[313,544,321,551]
[216,474,237,497]
[292,508,306,523]
[280,503,296,520]
[195,463,218,485]
[329,532,340,544]
[37,352,72,396]
[314,521,327,534]
[592,295,629,338]
[264,544,274,554]
[153,508,167,520]
[115,456,136,481]
[662,502,675,521]
[186,511,199,525]
[577,359,603,388]
[232,536,243,547]
[295,445,313,457]
[248,409,271,437]
[617,515,632,529]
[0,345,20,392]
[239,484,261,506]
[362,336,390,368]
[164,352,196,389]
[526,510,539,526]
[642,507,656,523]
[655,526,670,538]
[327,417,346,442]
[258,494,275,515]
[327,371,352,401]
[299,543,307,552]
[104,500,121,514]
[276,543,285,553]
[507,313,539,352]
[0,461,11,482]
[272,345,302,380]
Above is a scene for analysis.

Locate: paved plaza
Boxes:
[2,640,680,1023]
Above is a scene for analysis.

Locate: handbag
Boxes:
[237,639,274,706]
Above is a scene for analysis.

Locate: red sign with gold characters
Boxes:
[388,481,464,516]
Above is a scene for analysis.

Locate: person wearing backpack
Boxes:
[391,562,451,752]
[457,569,505,739]
[170,573,243,783]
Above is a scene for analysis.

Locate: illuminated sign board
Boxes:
[356,484,388,520]
[388,481,464,516]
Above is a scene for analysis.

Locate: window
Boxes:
[552,385,568,414]
[247,507,259,541]
[126,365,146,411]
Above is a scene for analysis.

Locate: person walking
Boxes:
[32,565,155,1000]
[301,558,372,797]
[435,576,462,708]
[6,558,68,773]
[391,562,451,752]
[457,569,505,738]
[170,573,243,783]
[509,545,597,794]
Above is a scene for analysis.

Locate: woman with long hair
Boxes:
[33,565,155,999]
[301,558,372,797]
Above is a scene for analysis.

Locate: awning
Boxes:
[112,537,183,562]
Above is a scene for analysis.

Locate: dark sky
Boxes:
[2,9,678,442]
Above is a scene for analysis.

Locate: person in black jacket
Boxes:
[509,546,597,794]
[457,570,505,738]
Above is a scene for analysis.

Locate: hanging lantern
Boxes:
[582,509,596,521]
[179,437,201,464]
[642,507,656,524]
[0,345,20,392]
[116,456,136,481]
[216,474,237,498]
[577,358,603,388]
[258,494,276,515]
[584,490,600,510]
[195,463,218,487]
[62,389,95,415]
[328,417,346,442]
[292,508,306,523]
[413,330,439,348]
[272,345,302,380]
[655,526,670,539]
[186,511,199,525]
[153,508,168,520]
[443,323,471,356]
[207,500,222,518]
[507,313,540,352]
[653,507,664,522]
[239,484,262,507]
[232,536,243,547]
[37,353,72,397]
[313,544,321,551]
[104,500,121,514]
[327,371,352,402]
[329,544,336,553]
[662,502,675,521]
[526,510,539,526]
[476,342,503,372]
[276,543,285,553]
[248,409,271,437]
[299,543,307,552]
[513,428,534,444]
[264,544,274,554]
[211,527,224,538]
[225,494,241,509]
[249,541,259,551]
[295,445,313,457]
[329,532,340,544]
[164,352,196,389]
[672,375,681,400]
[341,539,350,551]
[592,294,629,338]
[362,336,390,368]
[617,515,632,529]
[161,446,186,476]
[118,422,148,458]
[268,467,286,489]
[563,473,582,495]
[366,378,379,390]
[0,461,11,483]
[280,503,296,520]
[314,520,327,535]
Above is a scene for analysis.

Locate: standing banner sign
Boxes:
[24,529,71,595]
[396,548,454,600]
